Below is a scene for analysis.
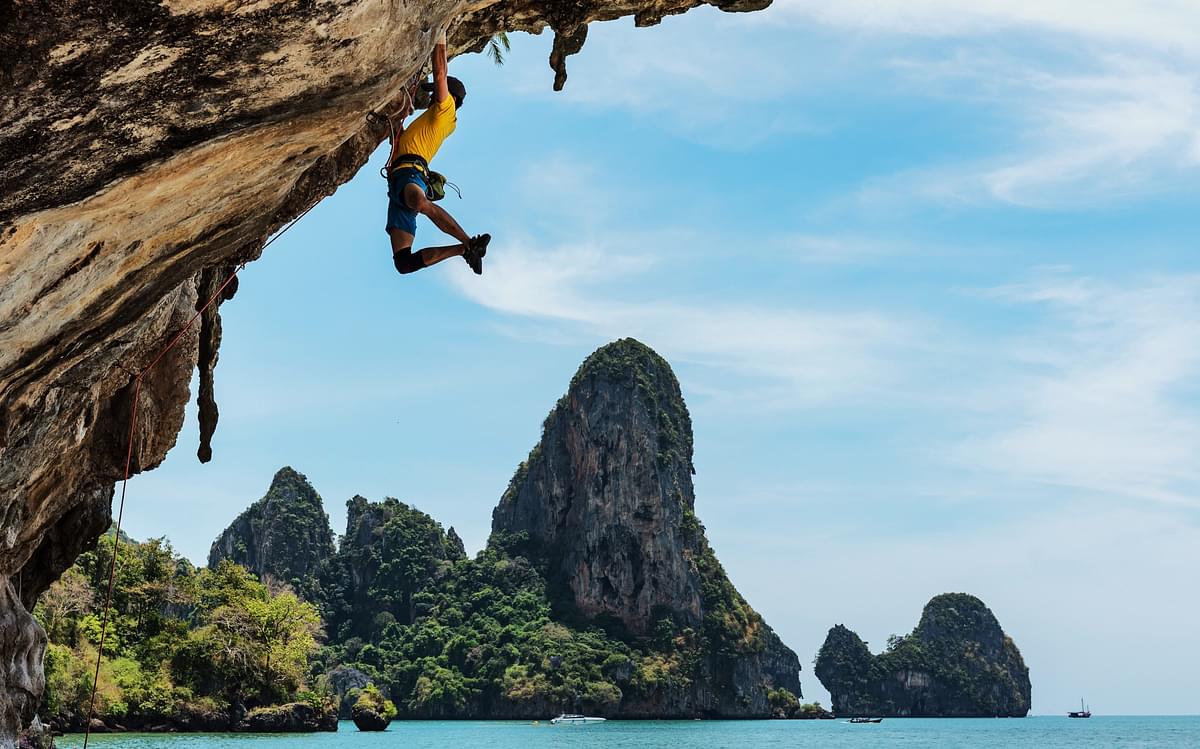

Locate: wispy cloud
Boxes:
[959,271,1200,508]
[857,53,1200,206]
[500,14,832,147]
[780,2,1200,206]
[513,2,1200,205]
[447,237,912,407]
[769,0,1200,50]
[443,152,919,407]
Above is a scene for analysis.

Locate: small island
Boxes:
[814,593,1031,718]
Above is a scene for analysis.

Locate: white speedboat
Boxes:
[550,714,606,725]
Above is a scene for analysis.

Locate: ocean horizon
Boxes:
[58,716,1200,748]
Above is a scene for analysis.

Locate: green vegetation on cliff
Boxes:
[317,339,799,718]
[566,338,694,473]
[683,509,768,657]
[320,530,781,718]
[36,533,331,731]
[313,497,661,717]
[350,684,396,721]
[209,466,335,602]
[320,496,466,642]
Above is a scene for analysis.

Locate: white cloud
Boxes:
[516,1,1200,205]
[974,58,1200,203]
[499,13,831,146]
[446,236,912,407]
[959,272,1200,508]
[780,234,914,264]
[834,54,1200,207]
[777,2,1200,206]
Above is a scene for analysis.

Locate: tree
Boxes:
[246,590,322,699]
[36,568,93,644]
[175,568,322,704]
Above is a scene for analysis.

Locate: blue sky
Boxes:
[126,0,1200,715]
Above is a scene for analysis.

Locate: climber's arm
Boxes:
[432,28,450,104]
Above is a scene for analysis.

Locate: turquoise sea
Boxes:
[59,717,1200,749]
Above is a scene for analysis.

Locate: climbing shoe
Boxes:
[463,233,490,275]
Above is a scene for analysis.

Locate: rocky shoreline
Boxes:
[47,701,337,735]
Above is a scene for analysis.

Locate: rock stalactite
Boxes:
[549,24,590,91]
[196,266,239,464]
[1,0,771,741]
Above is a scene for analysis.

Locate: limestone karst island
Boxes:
[3,0,1193,746]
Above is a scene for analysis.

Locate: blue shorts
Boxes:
[386,167,428,237]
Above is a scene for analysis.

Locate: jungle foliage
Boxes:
[38,532,325,728]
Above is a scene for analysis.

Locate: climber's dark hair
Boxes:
[447,76,466,109]
[421,77,467,109]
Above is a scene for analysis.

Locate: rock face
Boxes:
[0,0,768,741]
[815,593,1031,718]
[0,584,44,747]
[492,338,801,716]
[326,666,371,719]
[321,496,466,641]
[493,339,700,635]
[208,466,335,599]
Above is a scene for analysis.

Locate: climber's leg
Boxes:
[403,182,471,247]
[384,176,487,275]
[390,234,466,274]
[402,182,488,275]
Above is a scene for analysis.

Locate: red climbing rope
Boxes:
[81,203,314,748]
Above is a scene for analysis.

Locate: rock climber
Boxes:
[383,28,490,275]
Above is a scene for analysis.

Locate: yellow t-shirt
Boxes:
[391,95,457,166]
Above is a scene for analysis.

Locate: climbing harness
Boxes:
[383,152,460,201]
[81,202,316,749]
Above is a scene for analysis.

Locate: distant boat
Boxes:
[1068,698,1092,718]
[847,717,883,724]
[550,714,606,725]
